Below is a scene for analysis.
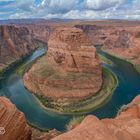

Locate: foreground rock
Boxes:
[53,95,140,140]
[1,95,140,140]
[0,97,31,140]
[24,27,102,112]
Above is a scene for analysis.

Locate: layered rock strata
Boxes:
[0,25,41,75]
[0,97,31,140]
[103,27,140,66]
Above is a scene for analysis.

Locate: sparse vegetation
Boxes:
[66,116,85,130]
[102,48,140,75]
[98,54,113,65]
[134,65,140,74]
[117,103,136,116]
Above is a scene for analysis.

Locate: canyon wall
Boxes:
[103,26,140,66]
[0,25,44,75]
[0,97,31,140]
[24,24,55,43]
[75,23,140,67]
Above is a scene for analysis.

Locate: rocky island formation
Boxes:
[0,97,31,140]
[23,27,116,114]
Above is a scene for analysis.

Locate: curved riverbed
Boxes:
[0,48,140,131]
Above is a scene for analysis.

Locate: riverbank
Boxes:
[15,49,47,77]
[102,48,140,74]
[98,54,113,65]
[0,41,47,79]
[0,53,32,79]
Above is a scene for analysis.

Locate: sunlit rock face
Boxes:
[53,95,140,140]
[0,97,31,140]
[47,27,102,73]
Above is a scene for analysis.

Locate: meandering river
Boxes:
[0,47,140,131]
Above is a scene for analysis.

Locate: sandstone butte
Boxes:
[0,97,31,140]
[1,95,140,140]
[24,27,102,105]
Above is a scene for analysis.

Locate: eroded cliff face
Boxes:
[103,26,140,65]
[24,27,102,109]
[47,27,101,73]
[75,24,108,45]
[53,95,140,140]
[0,97,31,140]
[24,24,55,43]
[0,25,40,74]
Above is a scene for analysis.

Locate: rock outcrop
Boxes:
[47,27,101,73]
[24,27,102,111]
[53,95,140,140]
[0,97,31,140]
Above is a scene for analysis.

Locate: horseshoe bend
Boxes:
[23,27,117,114]
[0,12,140,140]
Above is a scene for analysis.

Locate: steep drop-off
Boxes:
[0,97,31,140]
[0,25,43,76]
[103,26,140,67]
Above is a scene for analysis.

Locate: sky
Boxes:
[0,0,140,20]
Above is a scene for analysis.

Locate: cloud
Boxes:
[40,0,79,13]
[83,0,125,10]
[0,0,140,20]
